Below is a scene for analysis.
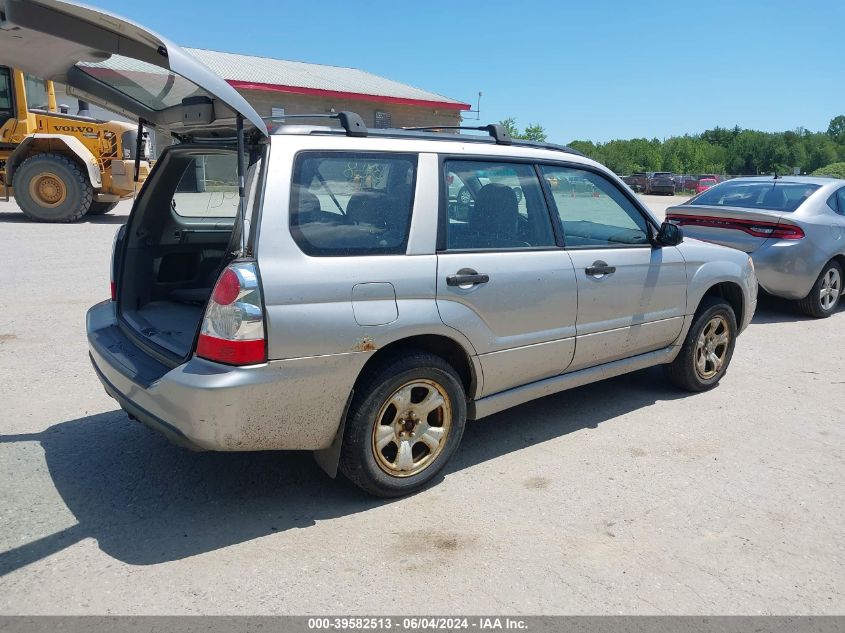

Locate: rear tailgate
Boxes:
[666,204,801,253]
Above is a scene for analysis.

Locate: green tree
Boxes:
[498,118,548,142]
[522,123,547,142]
[561,119,844,176]
[826,115,845,144]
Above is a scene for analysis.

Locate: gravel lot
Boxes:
[0,195,842,615]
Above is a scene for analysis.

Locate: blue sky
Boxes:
[100,0,843,144]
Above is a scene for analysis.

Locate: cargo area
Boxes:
[117,146,257,361]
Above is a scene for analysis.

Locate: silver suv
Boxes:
[6,1,758,496]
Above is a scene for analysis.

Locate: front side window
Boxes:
[541,165,650,247]
[443,160,555,250]
[290,152,417,256]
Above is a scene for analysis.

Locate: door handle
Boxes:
[447,268,490,287]
[585,261,616,277]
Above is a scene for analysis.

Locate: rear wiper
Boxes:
[316,171,345,215]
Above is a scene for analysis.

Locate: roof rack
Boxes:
[263,111,368,137]
[266,110,583,156]
[402,124,512,145]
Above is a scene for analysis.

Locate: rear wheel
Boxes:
[12,153,93,222]
[87,201,119,216]
[339,351,466,497]
[664,297,737,392]
[797,261,842,318]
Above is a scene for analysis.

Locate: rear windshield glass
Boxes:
[690,182,820,212]
[290,152,417,256]
[78,55,206,111]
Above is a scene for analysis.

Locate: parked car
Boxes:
[695,178,718,193]
[668,177,845,317]
[623,172,649,192]
[6,0,758,497]
[648,172,676,195]
[684,174,721,193]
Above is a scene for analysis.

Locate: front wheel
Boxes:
[664,297,737,392]
[339,351,467,497]
[797,261,842,318]
[12,153,93,222]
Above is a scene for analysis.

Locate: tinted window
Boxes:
[290,152,417,256]
[78,56,204,111]
[827,193,839,214]
[541,165,650,247]
[443,160,555,250]
[837,188,845,216]
[691,181,820,212]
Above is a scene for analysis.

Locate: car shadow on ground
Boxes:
[751,291,845,324]
[0,366,683,575]
[0,211,127,225]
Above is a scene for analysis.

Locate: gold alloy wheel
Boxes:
[29,172,67,208]
[694,315,730,380]
[371,379,452,477]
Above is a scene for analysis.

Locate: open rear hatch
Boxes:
[0,0,268,363]
[0,0,267,138]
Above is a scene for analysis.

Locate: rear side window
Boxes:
[833,187,845,216]
[691,181,820,212]
[290,152,417,256]
[443,160,555,250]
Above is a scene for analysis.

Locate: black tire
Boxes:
[339,351,467,497]
[797,260,842,318]
[664,296,738,392]
[87,201,119,216]
[12,153,93,222]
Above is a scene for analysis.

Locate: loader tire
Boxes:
[12,153,93,222]
[87,201,119,216]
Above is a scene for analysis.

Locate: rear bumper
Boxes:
[649,184,675,193]
[87,300,362,451]
[752,240,822,300]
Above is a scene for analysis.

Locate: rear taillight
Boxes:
[666,214,805,240]
[196,262,266,366]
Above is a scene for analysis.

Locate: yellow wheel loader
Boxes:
[0,66,151,221]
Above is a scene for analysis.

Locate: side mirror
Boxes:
[655,221,683,247]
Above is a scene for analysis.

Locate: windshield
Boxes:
[77,55,206,111]
[690,181,820,212]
